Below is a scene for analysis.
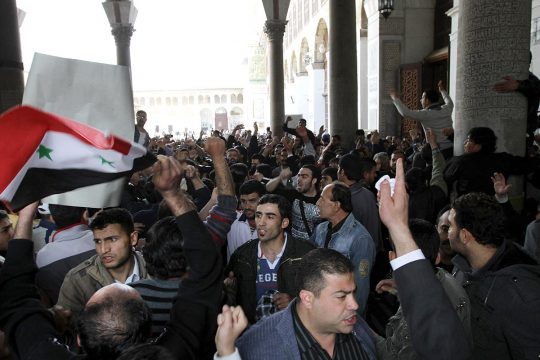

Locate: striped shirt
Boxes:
[292,305,370,360]
[130,278,181,337]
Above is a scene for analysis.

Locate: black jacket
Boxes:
[453,241,540,359]
[225,235,315,324]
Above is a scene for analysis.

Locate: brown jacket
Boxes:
[56,251,147,323]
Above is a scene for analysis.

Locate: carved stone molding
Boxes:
[380,18,405,35]
[264,19,288,42]
[111,24,135,45]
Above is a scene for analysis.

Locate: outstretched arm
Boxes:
[154,156,223,359]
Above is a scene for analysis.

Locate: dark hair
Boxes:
[296,248,354,297]
[0,210,8,221]
[239,180,266,197]
[136,110,146,116]
[49,204,86,228]
[301,165,321,186]
[258,194,291,220]
[300,155,316,166]
[330,182,353,213]
[251,154,266,163]
[359,158,376,179]
[321,150,337,167]
[255,164,273,179]
[356,129,365,136]
[230,163,249,183]
[338,154,362,181]
[468,127,497,153]
[321,167,338,182]
[408,218,440,266]
[332,134,342,141]
[234,145,248,161]
[143,217,187,279]
[436,204,451,224]
[423,89,439,104]
[77,297,151,360]
[452,193,505,247]
[118,344,175,360]
[405,167,427,193]
[90,208,134,236]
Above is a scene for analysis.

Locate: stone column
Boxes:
[111,25,135,68]
[264,19,287,137]
[454,0,531,157]
[0,0,24,113]
[328,0,358,148]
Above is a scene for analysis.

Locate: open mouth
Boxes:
[102,256,114,264]
[343,315,357,326]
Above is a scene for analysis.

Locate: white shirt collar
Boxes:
[117,254,140,284]
[257,233,288,268]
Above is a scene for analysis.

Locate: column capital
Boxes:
[111,24,135,45]
[264,19,287,42]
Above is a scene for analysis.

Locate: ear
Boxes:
[130,231,139,247]
[299,289,314,309]
[388,251,397,261]
[460,228,474,245]
[76,334,81,348]
[281,217,290,229]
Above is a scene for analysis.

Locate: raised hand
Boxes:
[379,159,418,256]
[205,136,226,158]
[492,172,511,197]
[215,305,248,357]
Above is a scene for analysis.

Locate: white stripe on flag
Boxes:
[0,131,146,201]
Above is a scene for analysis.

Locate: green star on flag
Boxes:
[99,155,115,168]
[37,144,53,160]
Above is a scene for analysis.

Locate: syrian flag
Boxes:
[0,105,156,211]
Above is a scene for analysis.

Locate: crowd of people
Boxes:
[0,84,540,360]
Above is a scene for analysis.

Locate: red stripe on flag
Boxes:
[0,105,133,194]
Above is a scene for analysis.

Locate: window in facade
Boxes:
[166,97,171,106]
[237,93,243,104]
[198,95,204,104]
[231,94,237,103]
[149,97,155,106]
[173,97,178,106]
[215,95,220,104]
[189,96,194,104]
[156,97,162,106]
[182,96,188,105]
[221,94,227,103]
[140,97,146,106]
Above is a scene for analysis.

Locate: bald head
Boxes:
[78,284,151,359]
[86,283,141,307]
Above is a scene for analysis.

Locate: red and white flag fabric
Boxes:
[0,105,156,211]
